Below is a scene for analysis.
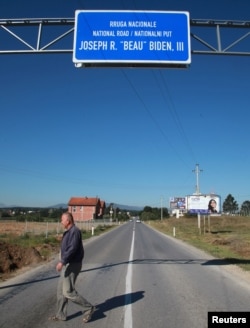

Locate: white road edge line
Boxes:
[124,226,135,328]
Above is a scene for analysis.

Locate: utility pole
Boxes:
[192,164,203,195]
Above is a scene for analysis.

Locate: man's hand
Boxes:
[56,262,63,272]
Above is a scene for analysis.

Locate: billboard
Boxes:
[170,197,186,210]
[73,10,191,67]
[187,195,221,215]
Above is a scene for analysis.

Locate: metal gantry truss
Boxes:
[0,17,249,56]
[190,19,250,56]
[0,18,75,54]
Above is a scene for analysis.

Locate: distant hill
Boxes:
[106,203,143,211]
[48,203,143,211]
[0,203,143,211]
[51,203,143,211]
[0,203,68,209]
[49,203,68,209]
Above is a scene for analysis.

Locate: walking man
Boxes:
[50,212,95,323]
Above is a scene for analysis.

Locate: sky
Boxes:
[0,0,250,209]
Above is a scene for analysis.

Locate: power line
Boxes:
[121,69,191,167]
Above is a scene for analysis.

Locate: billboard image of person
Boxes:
[208,199,218,213]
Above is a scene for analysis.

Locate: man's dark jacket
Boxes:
[60,225,84,265]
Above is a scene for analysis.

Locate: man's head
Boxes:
[61,212,74,229]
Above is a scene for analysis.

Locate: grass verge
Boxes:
[148,216,250,272]
[0,224,115,259]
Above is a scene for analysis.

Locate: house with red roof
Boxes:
[68,196,106,221]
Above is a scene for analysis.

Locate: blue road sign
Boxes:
[73,10,191,67]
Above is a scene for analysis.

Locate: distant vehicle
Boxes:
[136,218,141,223]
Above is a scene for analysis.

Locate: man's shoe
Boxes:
[82,306,96,323]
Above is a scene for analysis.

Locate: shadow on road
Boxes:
[2,257,249,291]
[202,258,250,266]
[60,291,145,322]
[0,273,59,290]
[91,290,145,321]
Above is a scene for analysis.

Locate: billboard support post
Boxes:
[197,213,201,229]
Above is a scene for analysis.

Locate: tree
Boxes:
[140,206,169,220]
[223,194,239,214]
[141,211,158,221]
[143,206,153,213]
[240,200,250,216]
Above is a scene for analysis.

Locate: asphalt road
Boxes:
[0,221,250,328]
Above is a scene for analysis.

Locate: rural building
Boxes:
[68,196,106,221]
